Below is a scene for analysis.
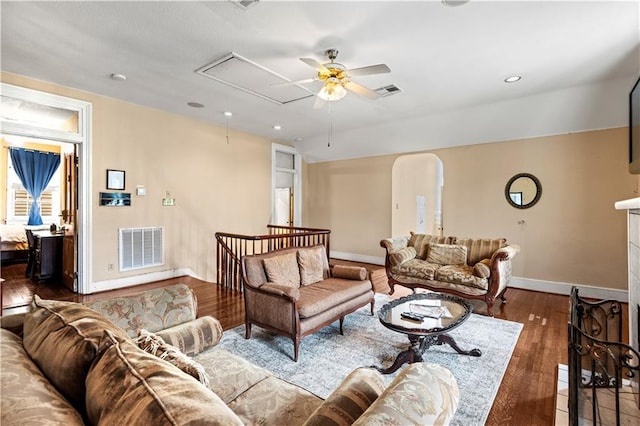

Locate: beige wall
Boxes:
[305,128,638,291]
[2,72,278,286]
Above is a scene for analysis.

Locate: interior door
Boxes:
[61,148,77,291]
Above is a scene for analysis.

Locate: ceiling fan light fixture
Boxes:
[318,82,347,101]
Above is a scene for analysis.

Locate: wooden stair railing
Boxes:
[215,225,330,291]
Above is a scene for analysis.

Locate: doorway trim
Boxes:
[1,83,92,293]
[271,143,301,227]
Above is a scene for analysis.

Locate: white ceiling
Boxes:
[1,1,638,163]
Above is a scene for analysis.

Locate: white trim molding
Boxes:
[509,277,627,302]
[329,250,628,302]
[91,268,196,294]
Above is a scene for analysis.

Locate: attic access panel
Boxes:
[196,52,314,105]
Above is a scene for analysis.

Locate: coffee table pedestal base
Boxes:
[375,333,482,375]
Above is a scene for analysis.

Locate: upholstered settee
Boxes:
[242,245,375,361]
[0,284,460,425]
[381,233,520,316]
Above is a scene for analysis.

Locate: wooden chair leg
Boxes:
[339,317,344,335]
[370,300,375,315]
[245,323,252,339]
[293,338,300,362]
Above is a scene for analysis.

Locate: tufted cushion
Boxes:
[473,259,492,278]
[22,296,130,411]
[298,246,325,286]
[137,329,210,386]
[86,330,243,426]
[426,243,467,265]
[457,238,507,265]
[332,265,367,281]
[389,246,417,266]
[303,367,386,426]
[156,316,223,356]
[0,329,85,426]
[263,251,301,288]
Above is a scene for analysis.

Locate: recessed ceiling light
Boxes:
[110,73,127,81]
[442,0,470,7]
[224,111,233,117]
[187,102,204,108]
[273,125,282,130]
[294,137,303,142]
[504,75,522,83]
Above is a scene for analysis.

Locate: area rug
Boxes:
[217,294,523,425]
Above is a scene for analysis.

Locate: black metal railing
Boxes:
[568,287,640,425]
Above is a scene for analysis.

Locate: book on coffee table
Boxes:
[409,303,453,319]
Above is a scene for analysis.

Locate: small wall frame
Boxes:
[106,169,125,190]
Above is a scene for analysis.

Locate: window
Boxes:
[5,153,61,225]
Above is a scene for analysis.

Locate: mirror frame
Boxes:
[505,173,542,209]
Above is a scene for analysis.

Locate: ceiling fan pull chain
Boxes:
[328,102,333,147]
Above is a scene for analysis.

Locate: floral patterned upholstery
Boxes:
[352,363,459,426]
[1,283,461,425]
[83,284,197,338]
[382,234,519,316]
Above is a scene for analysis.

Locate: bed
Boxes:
[1,224,31,264]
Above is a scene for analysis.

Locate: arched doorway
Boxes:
[391,153,443,237]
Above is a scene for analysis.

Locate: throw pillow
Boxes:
[304,367,386,426]
[389,246,416,266]
[136,329,210,386]
[156,316,223,356]
[22,296,131,411]
[263,251,301,288]
[298,246,325,286]
[86,330,243,426]
[332,265,367,281]
[456,238,506,266]
[473,259,492,278]
[426,243,467,265]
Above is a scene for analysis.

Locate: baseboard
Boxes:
[509,277,628,302]
[88,268,197,294]
[330,251,385,266]
[329,251,628,302]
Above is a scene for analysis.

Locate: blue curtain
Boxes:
[9,147,61,225]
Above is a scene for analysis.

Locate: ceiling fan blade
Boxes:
[270,77,317,87]
[300,57,330,73]
[344,81,379,99]
[346,64,391,77]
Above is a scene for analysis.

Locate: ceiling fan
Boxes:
[278,49,391,104]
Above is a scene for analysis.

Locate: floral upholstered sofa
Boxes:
[0,283,460,425]
[381,233,520,316]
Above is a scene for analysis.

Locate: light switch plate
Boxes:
[162,198,175,206]
[136,186,146,196]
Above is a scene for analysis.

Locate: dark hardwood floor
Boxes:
[1,260,625,425]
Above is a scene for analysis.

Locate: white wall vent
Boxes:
[119,227,163,271]
[375,84,403,97]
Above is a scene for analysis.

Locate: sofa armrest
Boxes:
[0,313,26,337]
[352,363,459,426]
[156,316,223,356]
[380,236,410,253]
[492,244,520,262]
[303,368,386,426]
[260,283,300,301]
[331,265,368,281]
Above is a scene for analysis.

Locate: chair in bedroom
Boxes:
[25,229,36,279]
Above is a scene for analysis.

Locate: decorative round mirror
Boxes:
[505,173,542,209]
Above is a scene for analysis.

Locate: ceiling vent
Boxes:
[196,52,314,105]
[375,84,403,98]
[228,0,260,10]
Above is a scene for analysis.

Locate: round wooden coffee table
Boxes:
[374,292,482,374]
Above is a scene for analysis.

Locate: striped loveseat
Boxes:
[381,233,520,316]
